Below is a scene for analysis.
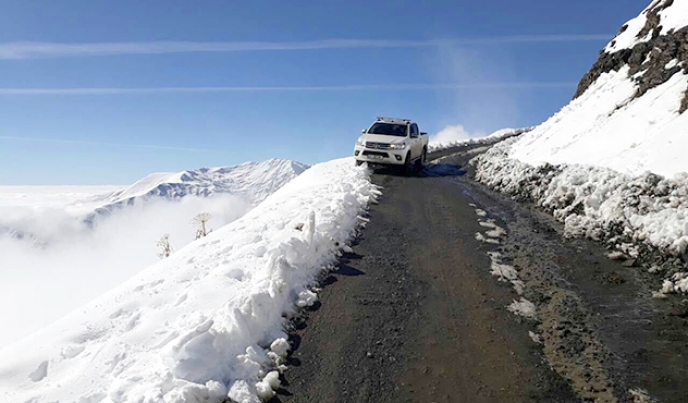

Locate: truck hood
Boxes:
[359,134,407,144]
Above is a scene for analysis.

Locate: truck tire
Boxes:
[403,152,413,175]
[355,160,364,166]
[415,148,427,170]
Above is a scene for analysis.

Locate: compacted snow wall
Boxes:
[474,137,688,294]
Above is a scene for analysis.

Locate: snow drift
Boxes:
[0,158,377,403]
[475,137,688,258]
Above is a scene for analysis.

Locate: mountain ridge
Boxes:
[507,0,688,178]
[85,158,309,218]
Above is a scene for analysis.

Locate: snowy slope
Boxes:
[89,158,309,214]
[472,1,688,294]
[0,161,308,350]
[0,158,378,403]
[508,0,688,178]
[605,0,688,53]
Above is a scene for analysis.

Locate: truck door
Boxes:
[410,123,420,159]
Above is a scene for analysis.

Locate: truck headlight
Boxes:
[356,138,365,146]
[388,143,406,149]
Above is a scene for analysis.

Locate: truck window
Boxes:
[368,123,408,137]
[411,124,419,136]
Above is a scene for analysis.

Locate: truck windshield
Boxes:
[367,123,408,137]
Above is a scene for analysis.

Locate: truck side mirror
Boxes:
[361,129,367,134]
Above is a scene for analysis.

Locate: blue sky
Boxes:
[0,0,650,185]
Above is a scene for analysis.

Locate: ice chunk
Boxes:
[270,338,290,358]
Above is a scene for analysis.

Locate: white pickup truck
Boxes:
[353,117,429,171]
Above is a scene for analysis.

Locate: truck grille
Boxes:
[365,142,391,149]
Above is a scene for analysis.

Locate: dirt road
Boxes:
[277,147,688,403]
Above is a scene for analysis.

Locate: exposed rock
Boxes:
[636,0,673,40]
[573,49,632,99]
[631,27,688,101]
[574,0,688,114]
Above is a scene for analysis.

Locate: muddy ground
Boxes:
[275,146,688,403]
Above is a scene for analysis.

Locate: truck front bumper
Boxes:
[353,145,407,166]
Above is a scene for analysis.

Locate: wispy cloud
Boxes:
[0,36,612,59]
[0,82,577,95]
[0,135,223,153]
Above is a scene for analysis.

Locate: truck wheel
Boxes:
[415,148,427,171]
[403,152,413,175]
[355,160,364,166]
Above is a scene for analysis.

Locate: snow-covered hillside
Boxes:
[0,158,377,403]
[88,158,309,216]
[0,159,309,349]
[473,0,688,295]
[509,0,688,178]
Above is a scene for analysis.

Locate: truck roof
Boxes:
[375,117,414,125]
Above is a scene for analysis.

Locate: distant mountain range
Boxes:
[85,158,309,216]
[1,158,309,241]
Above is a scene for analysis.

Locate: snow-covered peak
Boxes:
[606,0,688,53]
[90,158,309,213]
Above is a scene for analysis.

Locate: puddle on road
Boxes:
[423,164,466,177]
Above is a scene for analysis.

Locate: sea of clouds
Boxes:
[0,193,251,348]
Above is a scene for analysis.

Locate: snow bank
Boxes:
[0,160,307,349]
[474,138,688,288]
[0,158,378,403]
